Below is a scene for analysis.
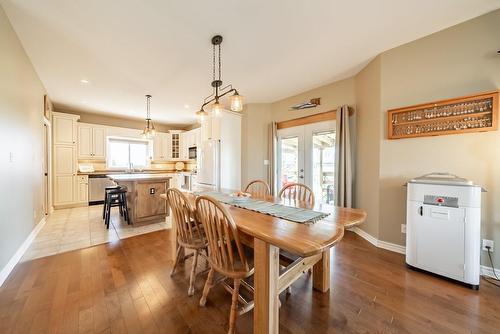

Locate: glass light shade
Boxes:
[196,109,209,123]
[212,101,223,116]
[229,93,244,112]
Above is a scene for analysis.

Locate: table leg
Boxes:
[254,238,280,334]
[312,249,330,292]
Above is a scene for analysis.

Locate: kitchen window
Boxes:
[107,138,150,169]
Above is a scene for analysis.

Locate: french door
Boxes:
[277,120,336,204]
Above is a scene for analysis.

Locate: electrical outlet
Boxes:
[401,224,406,234]
[482,239,494,252]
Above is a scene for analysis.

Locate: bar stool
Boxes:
[102,185,121,219]
[104,186,129,229]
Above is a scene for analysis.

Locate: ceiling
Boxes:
[3,0,500,125]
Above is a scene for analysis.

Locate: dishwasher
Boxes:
[89,175,116,205]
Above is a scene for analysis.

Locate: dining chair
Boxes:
[244,179,271,197]
[278,182,315,207]
[196,195,254,334]
[167,188,208,296]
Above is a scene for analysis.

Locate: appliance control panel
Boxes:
[423,195,459,208]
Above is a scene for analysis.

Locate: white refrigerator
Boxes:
[196,112,241,190]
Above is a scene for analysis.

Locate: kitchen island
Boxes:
[107,174,172,226]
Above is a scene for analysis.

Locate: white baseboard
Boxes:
[481,265,500,280]
[0,216,47,287]
[348,226,406,255]
[349,227,500,279]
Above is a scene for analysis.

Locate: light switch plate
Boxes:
[401,224,406,234]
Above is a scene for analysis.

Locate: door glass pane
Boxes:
[312,131,335,204]
[280,136,299,188]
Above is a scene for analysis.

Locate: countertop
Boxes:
[78,170,196,176]
[107,173,173,181]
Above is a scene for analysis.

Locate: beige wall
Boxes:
[240,78,357,187]
[0,7,46,272]
[241,104,272,186]
[354,56,382,238]
[377,9,500,267]
[270,77,356,122]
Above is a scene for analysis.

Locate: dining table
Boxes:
[161,187,367,334]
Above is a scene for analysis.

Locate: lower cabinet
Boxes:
[77,175,89,203]
[54,175,76,205]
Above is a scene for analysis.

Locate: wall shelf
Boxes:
[387,91,498,139]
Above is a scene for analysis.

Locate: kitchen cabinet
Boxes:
[201,116,221,141]
[152,133,171,161]
[180,132,189,160]
[77,175,89,203]
[53,112,80,208]
[53,144,77,206]
[53,112,79,145]
[169,131,182,160]
[78,124,106,160]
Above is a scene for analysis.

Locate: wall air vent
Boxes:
[289,98,321,110]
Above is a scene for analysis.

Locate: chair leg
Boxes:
[102,193,107,219]
[121,193,130,224]
[188,249,199,296]
[171,246,182,277]
[199,268,214,307]
[105,200,111,229]
[228,279,241,334]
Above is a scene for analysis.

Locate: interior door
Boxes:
[277,120,335,204]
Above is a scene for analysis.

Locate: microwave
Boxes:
[188,146,197,159]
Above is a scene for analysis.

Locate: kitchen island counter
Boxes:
[107,174,172,226]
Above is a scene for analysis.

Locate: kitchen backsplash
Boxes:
[78,160,196,171]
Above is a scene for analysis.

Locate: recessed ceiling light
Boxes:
[184,104,190,109]
[80,79,89,84]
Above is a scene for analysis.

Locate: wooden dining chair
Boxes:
[167,188,208,296]
[278,182,315,207]
[244,179,271,197]
[195,195,254,334]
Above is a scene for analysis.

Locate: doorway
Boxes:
[277,120,335,204]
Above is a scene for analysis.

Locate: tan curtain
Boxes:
[335,105,353,207]
[268,122,278,195]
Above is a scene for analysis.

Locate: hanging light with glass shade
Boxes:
[141,94,156,138]
[196,35,244,122]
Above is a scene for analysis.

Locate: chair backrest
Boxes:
[278,182,315,207]
[195,195,250,276]
[244,179,270,197]
[166,188,205,247]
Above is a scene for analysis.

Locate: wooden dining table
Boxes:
[161,188,367,333]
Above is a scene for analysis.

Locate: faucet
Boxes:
[128,162,135,173]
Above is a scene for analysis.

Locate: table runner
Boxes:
[194,191,329,224]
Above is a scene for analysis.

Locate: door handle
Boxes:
[418,206,423,216]
[299,175,304,179]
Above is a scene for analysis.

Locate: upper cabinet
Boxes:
[53,112,79,145]
[152,133,171,161]
[201,116,221,141]
[78,124,106,160]
[169,130,182,160]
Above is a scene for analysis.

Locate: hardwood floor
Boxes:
[1,229,499,333]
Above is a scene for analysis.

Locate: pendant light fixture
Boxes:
[141,94,156,138]
[196,35,244,121]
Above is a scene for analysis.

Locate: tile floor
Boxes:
[21,204,170,261]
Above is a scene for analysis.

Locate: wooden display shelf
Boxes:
[387,91,498,139]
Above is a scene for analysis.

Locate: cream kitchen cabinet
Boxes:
[52,112,80,208]
[169,130,183,160]
[53,144,77,206]
[53,112,79,145]
[77,175,89,203]
[78,124,106,159]
[152,133,171,161]
[201,116,221,141]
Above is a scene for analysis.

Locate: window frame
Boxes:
[106,136,152,170]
